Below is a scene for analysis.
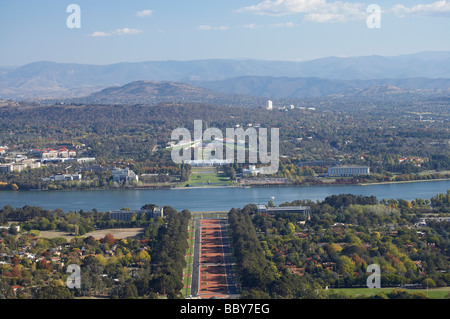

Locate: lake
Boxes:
[0,180,448,213]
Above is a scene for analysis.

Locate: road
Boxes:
[219,218,238,295]
[190,217,238,298]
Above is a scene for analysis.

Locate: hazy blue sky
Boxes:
[0,0,449,66]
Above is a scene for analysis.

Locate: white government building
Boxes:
[328,166,370,177]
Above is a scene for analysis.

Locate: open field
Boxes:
[333,287,450,299]
[37,228,144,240]
[180,167,231,187]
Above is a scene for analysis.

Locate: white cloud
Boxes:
[237,0,367,23]
[90,31,111,37]
[114,27,143,35]
[237,0,450,22]
[391,0,450,18]
[242,23,262,29]
[136,10,153,18]
[197,25,230,31]
[269,21,296,27]
[89,28,142,37]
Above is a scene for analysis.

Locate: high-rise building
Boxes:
[266,100,273,110]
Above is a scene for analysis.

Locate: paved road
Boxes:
[190,217,238,297]
[219,218,238,295]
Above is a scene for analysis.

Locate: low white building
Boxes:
[0,163,36,173]
[53,173,82,181]
[328,166,370,177]
[0,225,20,232]
[43,174,82,182]
[243,165,262,176]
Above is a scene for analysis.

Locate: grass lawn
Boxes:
[333,287,450,299]
[182,222,195,298]
[179,167,231,187]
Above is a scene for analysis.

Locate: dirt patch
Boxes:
[37,228,144,240]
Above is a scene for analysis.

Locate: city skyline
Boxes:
[0,0,449,66]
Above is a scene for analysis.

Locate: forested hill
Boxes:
[69,80,253,106]
[191,76,450,99]
[44,77,450,107]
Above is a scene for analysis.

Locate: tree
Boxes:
[422,278,436,289]
[138,250,151,264]
[103,233,115,245]
[33,286,74,299]
[8,225,18,235]
[286,222,295,236]
[124,282,138,299]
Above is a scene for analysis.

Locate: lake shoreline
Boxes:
[1,179,448,212]
[359,178,450,186]
[3,177,450,192]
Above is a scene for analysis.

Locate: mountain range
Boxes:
[192,76,450,98]
[0,51,449,101]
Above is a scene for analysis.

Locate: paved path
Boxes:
[219,219,238,295]
[190,218,238,298]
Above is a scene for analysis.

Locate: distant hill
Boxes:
[192,76,450,98]
[60,77,450,107]
[1,51,450,100]
[69,80,258,106]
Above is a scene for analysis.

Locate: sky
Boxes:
[0,0,449,66]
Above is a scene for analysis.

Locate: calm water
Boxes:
[0,180,448,213]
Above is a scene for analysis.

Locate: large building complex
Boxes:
[257,204,311,220]
[0,161,41,173]
[109,206,164,221]
[327,166,370,177]
[112,168,138,183]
